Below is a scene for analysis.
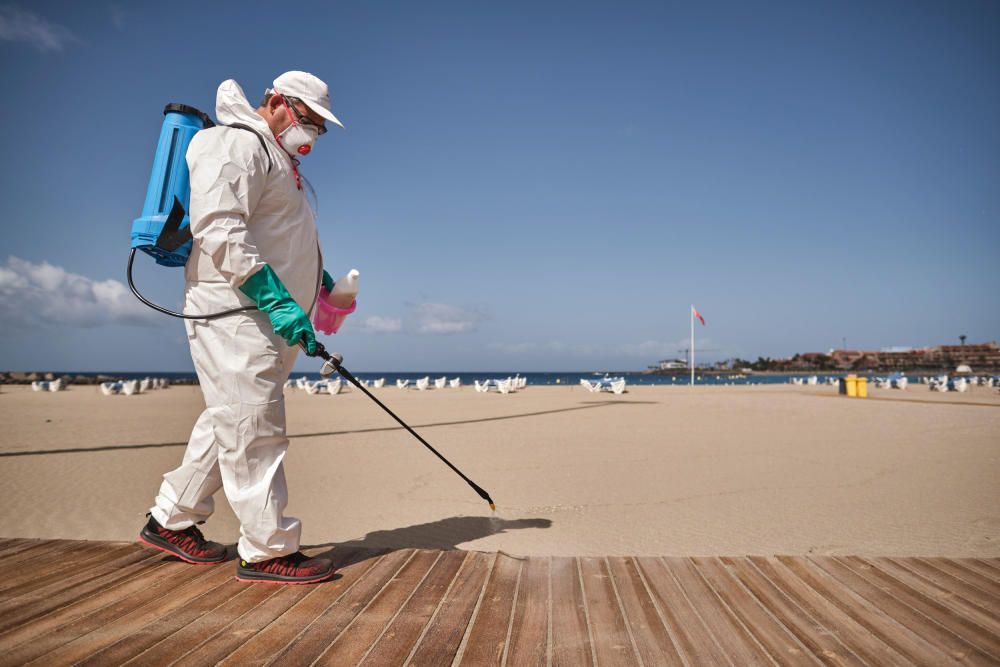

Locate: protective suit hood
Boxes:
[215,79,273,141]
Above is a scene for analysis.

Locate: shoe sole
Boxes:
[234,569,336,585]
[138,530,226,565]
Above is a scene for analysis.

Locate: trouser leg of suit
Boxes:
[150,310,302,563]
[150,409,223,529]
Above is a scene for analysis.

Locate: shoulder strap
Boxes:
[227,123,274,174]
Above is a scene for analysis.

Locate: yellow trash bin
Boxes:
[857,377,868,398]
[840,375,857,397]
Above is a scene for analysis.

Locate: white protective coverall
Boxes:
[150,80,322,562]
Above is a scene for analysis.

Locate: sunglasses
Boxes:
[283,96,328,135]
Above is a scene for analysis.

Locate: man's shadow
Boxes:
[304,515,552,566]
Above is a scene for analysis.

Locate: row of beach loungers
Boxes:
[474,376,527,394]
[922,375,999,392]
[32,377,172,395]
[580,376,628,394]
[284,376,386,395]
[30,379,66,392]
[399,376,464,391]
[789,374,999,392]
[284,375,534,395]
[872,375,997,392]
[100,377,171,396]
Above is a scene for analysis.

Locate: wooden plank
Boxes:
[0,540,87,594]
[1,562,228,665]
[1,542,996,667]
[578,556,639,666]
[406,551,495,666]
[0,539,51,562]
[835,557,1000,661]
[606,557,685,666]
[358,550,467,667]
[961,558,1000,581]
[76,571,251,666]
[456,552,523,666]
[636,555,731,665]
[663,556,773,665]
[504,556,551,667]
[312,549,441,666]
[119,582,282,665]
[749,557,906,665]
[266,549,416,664]
[549,556,594,667]
[0,539,76,570]
[215,548,382,666]
[922,558,1000,597]
[778,556,953,664]
[721,557,863,666]
[0,539,31,555]
[0,542,148,610]
[171,583,317,667]
[886,558,999,617]
[0,542,130,597]
[693,557,820,666]
[0,548,163,633]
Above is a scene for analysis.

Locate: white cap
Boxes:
[271,70,344,129]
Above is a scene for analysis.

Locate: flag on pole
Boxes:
[692,306,706,326]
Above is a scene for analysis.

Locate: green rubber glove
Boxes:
[240,265,317,354]
[322,269,334,293]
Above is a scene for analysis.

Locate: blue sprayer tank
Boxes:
[130,103,214,267]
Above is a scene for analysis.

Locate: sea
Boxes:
[96,371,849,386]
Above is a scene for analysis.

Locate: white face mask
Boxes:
[277,119,318,157]
[276,96,319,157]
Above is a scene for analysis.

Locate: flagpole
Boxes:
[690,305,695,386]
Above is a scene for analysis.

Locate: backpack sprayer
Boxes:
[129,103,496,511]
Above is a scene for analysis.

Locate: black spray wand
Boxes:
[301,341,496,511]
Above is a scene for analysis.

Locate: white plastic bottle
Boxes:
[327,269,359,308]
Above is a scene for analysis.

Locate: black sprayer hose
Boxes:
[305,341,496,510]
[127,248,258,320]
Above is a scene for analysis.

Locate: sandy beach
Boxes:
[1,382,997,557]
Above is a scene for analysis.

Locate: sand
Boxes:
[0,381,997,557]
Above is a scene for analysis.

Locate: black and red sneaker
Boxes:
[138,514,228,564]
[235,551,336,584]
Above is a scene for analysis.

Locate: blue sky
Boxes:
[0,1,997,372]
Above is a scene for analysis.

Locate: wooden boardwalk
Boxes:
[0,539,997,665]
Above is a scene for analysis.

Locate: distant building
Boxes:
[652,359,688,370]
[797,342,1000,372]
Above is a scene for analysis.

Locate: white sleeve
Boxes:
[186,128,270,289]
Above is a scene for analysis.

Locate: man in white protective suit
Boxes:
[139,72,345,584]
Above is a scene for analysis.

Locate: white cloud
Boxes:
[412,303,484,335]
[0,5,79,52]
[355,315,402,334]
[0,256,160,330]
[338,303,485,336]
